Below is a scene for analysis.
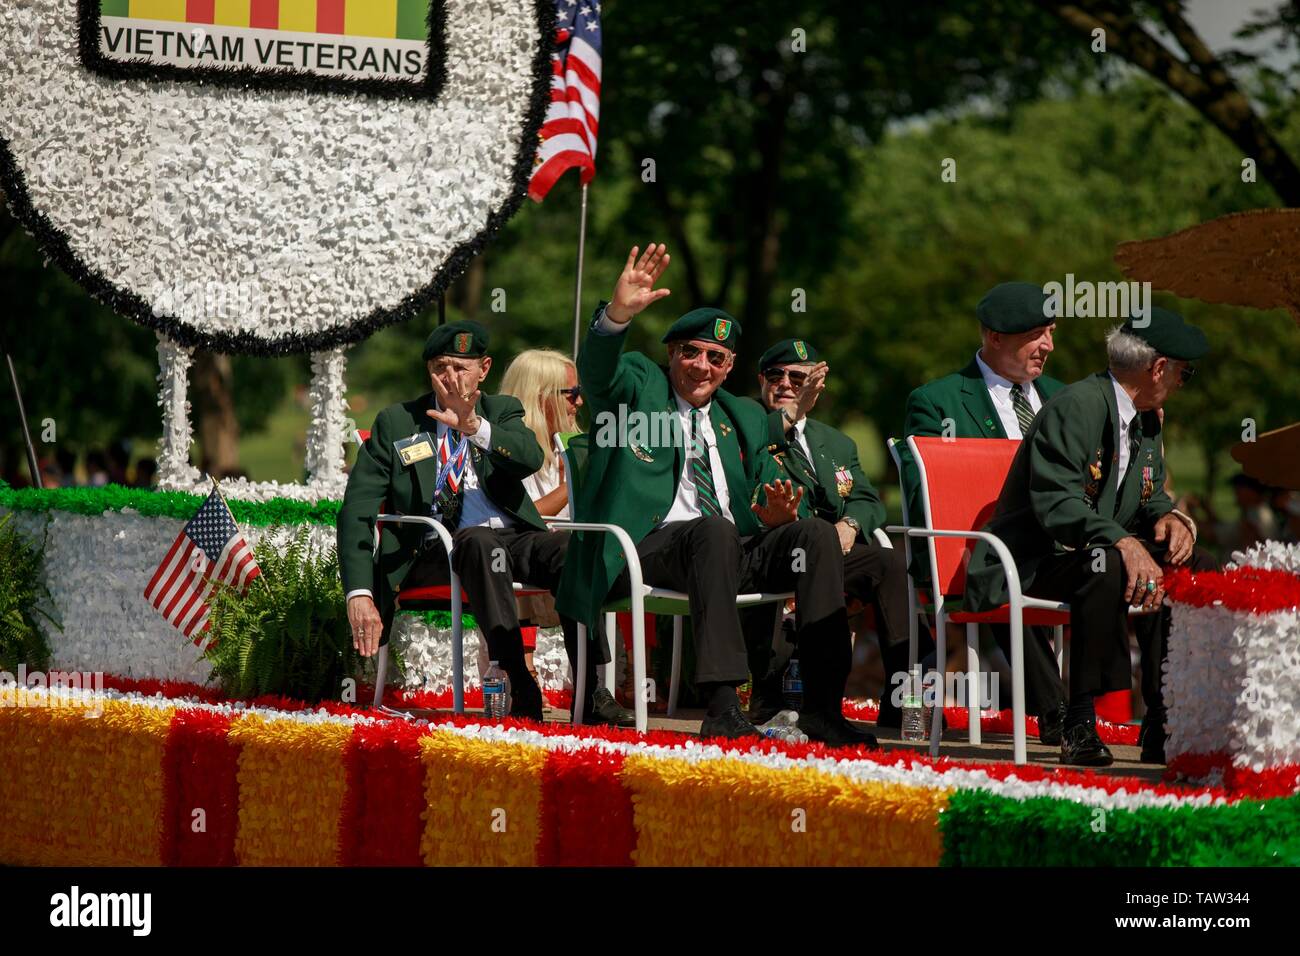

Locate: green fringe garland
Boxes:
[940,789,1300,867]
[0,482,340,527]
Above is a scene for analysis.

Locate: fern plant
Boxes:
[0,512,59,673]
[203,528,394,703]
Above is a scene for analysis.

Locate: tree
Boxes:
[599,0,1095,375]
[1032,0,1300,204]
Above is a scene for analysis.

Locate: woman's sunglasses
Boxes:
[761,367,809,388]
[559,386,582,403]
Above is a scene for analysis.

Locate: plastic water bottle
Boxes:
[483,661,510,719]
[759,709,807,743]
[900,666,930,742]
[782,659,803,711]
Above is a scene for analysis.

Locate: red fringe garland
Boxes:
[1165,752,1300,799]
[339,721,434,866]
[1164,565,1300,614]
[161,708,240,866]
[538,749,637,867]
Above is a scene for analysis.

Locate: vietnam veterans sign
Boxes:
[81,0,447,100]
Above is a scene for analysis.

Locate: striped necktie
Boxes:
[690,409,722,518]
[1009,383,1037,437]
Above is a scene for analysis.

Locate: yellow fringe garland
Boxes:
[419,730,545,866]
[621,755,949,867]
[0,692,172,865]
[229,713,352,866]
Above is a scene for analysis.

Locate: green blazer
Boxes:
[337,391,547,626]
[962,371,1174,611]
[766,412,887,538]
[555,313,789,629]
[899,358,1065,528]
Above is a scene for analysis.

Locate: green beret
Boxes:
[759,338,820,370]
[423,320,489,361]
[1119,307,1209,361]
[661,308,741,351]
[977,282,1055,334]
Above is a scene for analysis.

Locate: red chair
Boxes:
[889,436,1069,765]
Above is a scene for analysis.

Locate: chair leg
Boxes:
[928,605,946,757]
[573,622,587,726]
[603,611,617,694]
[965,622,981,745]
[907,588,919,674]
[632,596,649,733]
[373,644,388,709]
[451,575,465,715]
[668,615,683,716]
[1053,625,1064,672]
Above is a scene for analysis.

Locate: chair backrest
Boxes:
[354,428,371,446]
[885,438,914,567]
[907,435,1020,599]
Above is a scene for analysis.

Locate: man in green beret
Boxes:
[739,338,908,725]
[556,244,876,746]
[337,319,633,727]
[963,309,1208,766]
[897,281,1068,736]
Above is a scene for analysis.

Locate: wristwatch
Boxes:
[840,516,861,536]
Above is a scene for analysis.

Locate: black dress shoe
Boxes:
[1060,723,1114,767]
[746,677,785,726]
[699,703,762,740]
[798,711,880,750]
[510,678,544,722]
[875,696,902,729]
[1037,703,1066,746]
[1138,711,1167,764]
[583,687,636,728]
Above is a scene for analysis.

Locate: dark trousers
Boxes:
[402,525,607,696]
[1027,542,1216,710]
[745,536,910,711]
[612,516,850,713]
[989,623,1065,717]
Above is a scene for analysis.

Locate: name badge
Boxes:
[394,432,435,467]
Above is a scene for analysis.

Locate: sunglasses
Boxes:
[558,386,582,403]
[677,343,732,368]
[1179,365,1196,384]
[762,367,809,388]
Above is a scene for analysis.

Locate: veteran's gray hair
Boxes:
[1106,326,1159,372]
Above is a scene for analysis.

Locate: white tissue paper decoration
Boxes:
[0,0,547,353]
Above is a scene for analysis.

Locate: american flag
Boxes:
[144,487,261,641]
[528,0,602,202]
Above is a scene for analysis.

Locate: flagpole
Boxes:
[1,326,43,488]
[571,181,589,359]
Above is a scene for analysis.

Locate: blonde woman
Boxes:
[500,348,583,518]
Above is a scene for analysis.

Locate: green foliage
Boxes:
[203,528,360,703]
[0,512,58,672]
[0,482,340,525]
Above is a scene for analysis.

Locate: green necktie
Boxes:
[690,409,722,518]
[1010,383,1037,437]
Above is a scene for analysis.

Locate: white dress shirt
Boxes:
[662,394,732,527]
[345,411,509,602]
[1110,373,1140,486]
[975,350,1042,439]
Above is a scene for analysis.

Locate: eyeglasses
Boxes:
[761,367,809,388]
[677,343,732,368]
[558,386,582,403]
[1179,365,1196,384]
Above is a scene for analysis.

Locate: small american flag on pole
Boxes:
[528,0,602,202]
[144,484,261,641]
